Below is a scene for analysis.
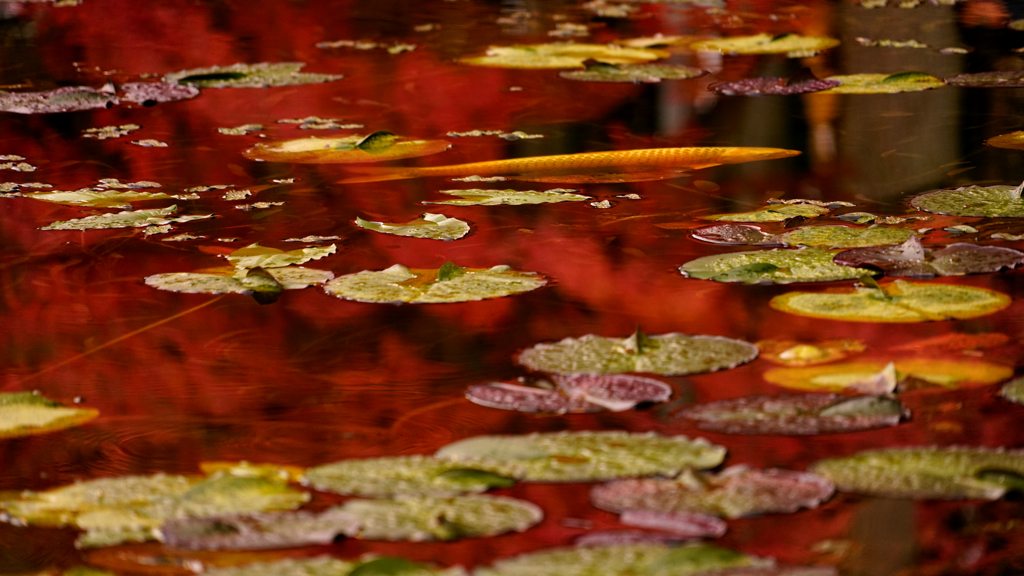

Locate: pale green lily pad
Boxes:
[824,72,946,94]
[205,556,468,576]
[704,203,829,222]
[810,447,1024,499]
[1000,377,1024,405]
[680,247,869,284]
[145,267,334,294]
[435,431,726,482]
[691,33,840,57]
[770,280,1011,323]
[460,43,668,69]
[0,392,98,439]
[516,330,758,375]
[324,263,546,304]
[24,189,171,208]
[164,62,342,88]
[779,226,914,248]
[303,455,514,497]
[243,134,451,164]
[355,213,470,240]
[559,63,706,83]
[475,543,770,576]
[338,495,542,541]
[40,205,211,231]
[424,188,590,206]
[910,184,1024,218]
[226,243,337,269]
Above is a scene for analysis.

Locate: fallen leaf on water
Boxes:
[778,225,914,248]
[466,373,672,413]
[303,455,515,497]
[40,205,212,231]
[459,43,669,69]
[145,267,334,298]
[834,236,1024,277]
[559,63,707,83]
[0,391,98,439]
[424,188,590,206]
[762,358,1012,392]
[324,263,546,304]
[0,86,117,114]
[161,508,359,551]
[446,130,545,140]
[225,243,336,268]
[243,133,451,164]
[277,116,363,130]
[339,494,542,541]
[911,183,1024,217]
[120,82,200,104]
[82,124,140,140]
[704,203,829,222]
[132,139,169,147]
[679,247,869,284]
[218,124,264,135]
[692,34,840,57]
[756,339,865,366]
[164,62,342,88]
[618,510,726,538]
[824,71,946,94]
[355,213,470,240]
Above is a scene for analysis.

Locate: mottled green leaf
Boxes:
[145,266,334,295]
[424,188,590,206]
[339,495,542,541]
[680,247,869,284]
[164,62,342,88]
[355,214,469,240]
[825,72,945,94]
[779,226,914,248]
[911,184,1024,218]
[559,63,706,83]
[40,205,211,231]
[704,203,829,222]
[692,33,840,57]
[226,243,337,269]
[0,392,98,439]
[324,264,546,304]
[204,557,467,576]
[303,455,514,497]
[678,393,908,435]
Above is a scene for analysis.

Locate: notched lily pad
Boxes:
[356,213,469,240]
[243,134,452,164]
[945,71,1024,88]
[559,63,706,83]
[704,203,829,222]
[435,430,726,482]
[460,43,669,69]
[324,263,546,304]
[339,495,542,541]
[911,183,1024,218]
[466,374,672,413]
[40,205,212,231]
[691,224,780,246]
[834,236,1024,277]
[0,86,117,114]
[769,280,1010,323]
[0,392,98,439]
[120,82,200,104]
[303,455,514,498]
[164,62,342,88]
[763,358,1012,393]
[424,188,590,206]
[676,393,909,435]
[824,72,945,94]
[161,508,359,550]
[680,247,869,284]
[778,225,914,249]
[692,34,840,57]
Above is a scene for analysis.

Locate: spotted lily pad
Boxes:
[338,495,542,541]
[164,62,342,88]
[691,224,780,246]
[910,183,1024,218]
[762,359,1012,392]
[713,76,841,96]
[323,263,546,304]
[120,82,200,104]
[834,236,1024,277]
[679,247,869,284]
[355,213,469,240]
[303,455,514,498]
[204,556,467,576]
[24,189,171,208]
[0,392,98,439]
[704,204,829,222]
[226,243,337,269]
[0,86,117,114]
[467,374,672,413]
[591,466,835,518]
[676,393,909,435]
[466,383,598,414]
[778,226,914,249]
[769,280,1011,322]
[824,72,946,94]
[985,131,1024,150]
[810,447,1024,499]
[460,43,669,69]
[559,63,706,83]
[161,508,359,550]
[145,267,335,296]
[423,188,590,206]
[435,431,726,482]
[945,71,1024,88]
[243,134,451,164]
[40,205,212,231]
[756,339,865,366]
[691,34,840,57]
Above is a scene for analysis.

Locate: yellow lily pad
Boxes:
[0,392,98,439]
[324,262,546,304]
[824,71,946,94]
[459,43,668,69]
[243,133,452,164]
[704,203,829,222]
[691,33,840,57]
[764,358,1012,392]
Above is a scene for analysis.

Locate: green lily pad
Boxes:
[770,280,1011,323]
[691,33,840,57]
[704,203,829,222]
[338,495,542,541]
[1001,377,1024,405]
[204,556,467,576]
[24,189,171,208]
[323,263,546,304]
[985,131,1024,150]
[434,431,726,482]
[810,447,1024,499]
[459,43,668,69]
[303,455,514,497]
[423,188,590,206]
[243,134,452,164]
[778,226,914,248]
[910,184,1024,218]
[164,62,342,88]
[40,205,212,231]
[679,247,869,284]
[226,243,337,269]
[559,63,706,83]
[355,213,469,240]
[516,330,758,375]
[0,392,98,439]
[145,266,334,295]
[474,543,770,576]
[824,72,946,94]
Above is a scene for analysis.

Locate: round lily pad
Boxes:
[161,508,360,550]
[459,43,669,69]
[985,131,1024,150]
[559,63,706,83]
[691,34,840,57]
[423,189,591,206]
[704,204,829,222]
[323,263,546,304]
[1001,377,1024,405]
[120,82,200,104]
[676,393,909,435]
[338,494,542,541]
[164,62,342,88]
[810,447,1024,499]
[769,280,1011,323]
[762,359,1012,392]
[910,184,1024,218]
[835,238,1024,277]
[591,466,835,518]
[0,86,118,114]
[824,72,946,94]
[355,213,469,240]
[302,455,515,497]
[435,431,726,482]
[690,224,780,246]
[679,247,869,284]
[945,71,1024,88]
[0,392,99,439]
[778,226,914,249]
[243,134,452,164]
[712,77,840,96]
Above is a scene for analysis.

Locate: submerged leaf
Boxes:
[226,243,337,269]
[704,204,829,222]
[40,205,212,231]
[680,248,869,284]
[834,237,1024,277]
[324,264,546,304]
[762,359,1012,392]
[778,226,914,249]
[424,188,590,206]
[303,455,514,498]
[243,135,451,164]
[692,34,840,56]
[459,43,668,69]
[164,62,342,88]
[355,213,470,240]
[559,63,706,83]
[911,184,1024,217]
[339,495,542,541]
[0,86,117,114]
[0,392,98,439]
[824,72,945,94]
[161,508,359,550]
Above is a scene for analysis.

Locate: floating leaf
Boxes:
[945,71,1024,88]
[24,189,170,208]
[756,339,865,366]
[243,135,451,164]
[145,266,334,295]
[824,72,945,94]
[618,510,726,538]
[165,62,342,88]
[591,466,835,518]
[424,188,590,206]
[324,264,546,304]
[690,224,780,246]
[910,184,1024,218]
[339,495,542,541]
[0,392,98,439]
[466,383,599,414]
[0,86,117,114]
[446,130,545,140]
[676,393,908,435]
[778,226,914,249]
[762,359,1012,392]
[712,77,840,96]
[574,530,694,547]
[680,247,869,284]
[355,213,469,240]
[704,204,829,222]
[120,82,200,104]
[40,205,211,231]
[226,243,337,269]
[466,374,672,413]
[435,431,726,482]
[559,63,706,83]
[219,124,264,135]
[691,34,840,57]
[810,447,1024,499]
[769,280,1011,322]
[161,508,359,550]
[834,236,1024,277]
[303,455,514,498]
[203,556,468,576]
[82,124,140,139]
[459,43,668,69]
[1001,377,1024,405]
[277,116,363,130]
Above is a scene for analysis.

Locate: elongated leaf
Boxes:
[0,86,117,114]
[559,63,706,83]
[911,184,1024,218]
[825,72,945,94]
[460,43,668,69]
[704,204,829,222]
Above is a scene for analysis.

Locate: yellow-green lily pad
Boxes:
[303,455,514,497]
[770,280,1010,323]
[242,133,452,164]
[204,556,467,576]
[145,267,334,295]
[679,247,869,284]
[763,358,1012,392]
[435,431,726,482]
[338,494,542,541]
[355,213,469,240]
[225,243,337,269]
[985,131,1024,151]
[323,263,546,304]
[164,62,342,89]
[779,225,914,248]
[24,189,171,208]
[704,203,829,222]
[459,43,668,69]
[910,184,1024,218]
[824,71,946,94]
[423,188,590,206]
[691,33,840,57]
[1001,377,1024,405]
[559,63,706,83]
[0,392,98,439]
[40,205,212,231]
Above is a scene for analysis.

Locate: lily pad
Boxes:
[769,280,1011,323]
[459,43,668,69]
[824,72,946,94]
[204,556,467,576]
[323,263,546,304]
[355,213,469,240]
[0,86,117,114]
[618,510,726,538]
[24,189,171,208]
[704,204,829,222]
[40,205,212,231]
[467,374,672,413]
[0,392,99,439]
[591,466,835,518]
[145,266,334,295]
[423,188,590,206]
[691,34,840,57]
[910,184,1024,218]
[756,339,865,366]
[691,224,780,246]
[762,359,1012,392]
[161,508,359,550]
[985,131,1024,150]
[226,243,336,269]
[810,447,1024,499]
[164,62,342,88]
[834,236,1024,277]
[466,383,599,414]
[559,63,706,83]
[243,134,452,164]
[338,495,542,541]
[676,393,909,435]
[120,82,200,104]
[303,455,514,498]
[435,431,726,482]
[713,70,841,95]
[778,226,914,249]
[1000,377,1024,405]
[945,71,1024,88]
[680,247,869,284]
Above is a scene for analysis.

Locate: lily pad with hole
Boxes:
[164,62,342,89]
[467,374,672,414]
[0,86,118,114]
[834,236,1024,277]
[226,243,337,269]
[778,226,914,249]
[161,508,359,550]
[985,131,1024,150]
[690,224,780,246]
[338,495,542,541]
[120,82,200,104]
[424,188,590,206]
[0,392,99,439]
[24,189,171,208]
[824,72,946,94]
[769,280,1011,322]
[704,204,829,222]
[680,247,870,284]
[435,431,726,482]
[323,263,546,304]
[945,71,1024,88]
[355,213,469,240]
[459,43,669,69]
[810,447,1024,499]
[559,63,706,83]
[676,393,909,435]
[40,205,212,231]
[591,466,835,518]
[243,133,452,164]
[756,339,865,366]
[691,34,840,57]
[762,359,1012,393]
[910,184,1024,217]
[303,455,515,498]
